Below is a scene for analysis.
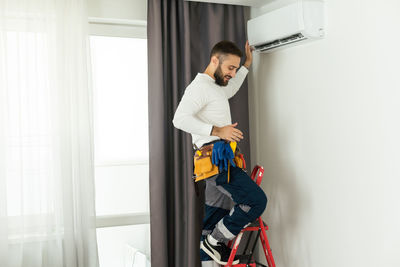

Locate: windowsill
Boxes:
[8,232,64,245]
[95,160,149,167]
[96,212,150,228]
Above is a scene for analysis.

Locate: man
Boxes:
[173,40,267,266]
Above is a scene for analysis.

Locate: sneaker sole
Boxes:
[200,241,240,265]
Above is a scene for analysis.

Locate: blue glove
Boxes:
[221,143,236,171]
[218,143,226,170]
[211,141,225,168]
[222,143,236,169]
[212,141,236,171]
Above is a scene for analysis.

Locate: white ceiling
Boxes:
[185,0,275,8]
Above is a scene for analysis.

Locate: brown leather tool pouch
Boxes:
[193,143,246,182]
[193,144,219,182]
[234,152,246,169]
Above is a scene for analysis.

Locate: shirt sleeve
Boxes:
[172,85,213,136]
[223,66,249,99]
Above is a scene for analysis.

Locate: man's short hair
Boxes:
[210,41,243,60]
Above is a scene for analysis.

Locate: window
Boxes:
[89,20,150,267]
[2,11,149,265]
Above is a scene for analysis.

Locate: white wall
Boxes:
[248,1,400,266]
[87,0,147,38]
[87,0,147,20]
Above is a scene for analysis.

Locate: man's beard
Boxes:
[214,65,230,86]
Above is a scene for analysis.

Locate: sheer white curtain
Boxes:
[0,0,98,266]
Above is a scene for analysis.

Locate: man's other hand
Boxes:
[212,122,244,142]
[243,40,254,69]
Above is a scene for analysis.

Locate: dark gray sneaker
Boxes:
[201,235,240,265]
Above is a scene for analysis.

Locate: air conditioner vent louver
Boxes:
[255,33,307,52]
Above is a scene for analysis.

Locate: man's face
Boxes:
[214,54,241,86]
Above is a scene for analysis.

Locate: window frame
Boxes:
[88,17,149,229]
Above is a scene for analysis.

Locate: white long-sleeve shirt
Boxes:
[172,66,249,148]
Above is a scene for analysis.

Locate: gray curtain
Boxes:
[147,1,249,266]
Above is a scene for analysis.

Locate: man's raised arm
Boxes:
[223,41,254,99]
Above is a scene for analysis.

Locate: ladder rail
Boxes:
[224,165,276,267]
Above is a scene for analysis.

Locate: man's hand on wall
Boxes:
[243,40,254,69]
[211,122,244,142]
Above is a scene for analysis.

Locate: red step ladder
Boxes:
[225,166,276,267]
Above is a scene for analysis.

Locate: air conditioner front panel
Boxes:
[248,2,305,47]
[303,1,325,38]
[247,1,325,52]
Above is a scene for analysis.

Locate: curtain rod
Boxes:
[88,17,147,27]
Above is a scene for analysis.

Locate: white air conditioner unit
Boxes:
[247,0,325,53]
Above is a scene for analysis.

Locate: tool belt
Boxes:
[193,142,246,182]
